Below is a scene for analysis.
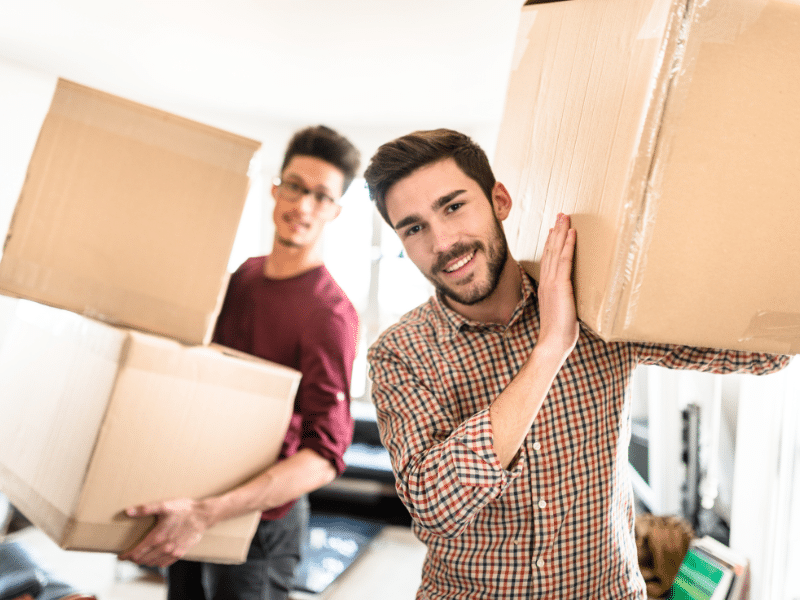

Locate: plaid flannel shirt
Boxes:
[368,266,790,599]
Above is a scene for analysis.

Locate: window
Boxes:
[324,179,433,399]
[230,170,432,401]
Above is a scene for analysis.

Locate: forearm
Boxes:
[488,212,578,468]
[199,448,337,527]
[489,342,569,468]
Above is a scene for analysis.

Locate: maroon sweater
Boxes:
[213,256,358,520]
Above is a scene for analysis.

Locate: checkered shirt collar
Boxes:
[431,262,538,341]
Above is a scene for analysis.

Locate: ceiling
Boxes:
[0,1,524,146]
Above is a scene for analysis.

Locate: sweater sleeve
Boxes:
[296,302,359,476]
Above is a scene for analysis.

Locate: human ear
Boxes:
[491,182,513,221]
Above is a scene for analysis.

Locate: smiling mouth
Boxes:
[443,250,476,273]
[283,215,310,230]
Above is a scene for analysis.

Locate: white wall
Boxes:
[731,359,800,600]
[0,60,57,244]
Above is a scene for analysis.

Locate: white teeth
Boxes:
[444,251,475,273]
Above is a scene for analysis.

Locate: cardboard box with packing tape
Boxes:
[494,0,800,353]
[0,78,261,346]
[0,296,300,564]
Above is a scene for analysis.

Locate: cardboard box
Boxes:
[0,295,300,564]
[0,78,261,345]
[494,0,800,354]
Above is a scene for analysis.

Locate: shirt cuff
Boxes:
[452,408,526,492]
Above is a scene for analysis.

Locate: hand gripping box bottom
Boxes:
[0,295,300,564]
[494,0,800,354]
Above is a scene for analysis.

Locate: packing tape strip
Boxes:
[694,0,769,45]
[740,311,800,355]
[619,0,777,331]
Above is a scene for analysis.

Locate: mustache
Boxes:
[433,242,483,274]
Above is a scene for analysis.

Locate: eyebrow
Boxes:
[392,189,467,230]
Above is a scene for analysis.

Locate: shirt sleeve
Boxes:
[633,341,792,374]
[296,303,358,476]
[368,341,525,539]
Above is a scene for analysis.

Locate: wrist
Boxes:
[531,338,573,371]
[195,497,222,529]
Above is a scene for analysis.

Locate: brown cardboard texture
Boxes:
[0,78,261,345]
[0,295,300,564]
[494,0,800,354]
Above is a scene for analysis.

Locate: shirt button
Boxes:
[538,499,547,509]
[533,441,541,451]
[536,558,545,568]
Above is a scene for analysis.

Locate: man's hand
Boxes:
[119,498,214,567]
[536,212,579,362]
[489,213,578,468]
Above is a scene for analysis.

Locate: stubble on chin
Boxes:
[433,224,508,307]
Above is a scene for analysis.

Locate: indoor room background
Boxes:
[1,2,798,598]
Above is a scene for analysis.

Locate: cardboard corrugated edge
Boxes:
[600,0,693,340]
[0,461,74,544]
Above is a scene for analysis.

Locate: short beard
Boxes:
[430,215,509,306]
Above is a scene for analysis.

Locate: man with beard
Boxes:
[121,126,361,600]
[362,129,789,599]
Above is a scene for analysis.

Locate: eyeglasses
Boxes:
[273,177,337,208]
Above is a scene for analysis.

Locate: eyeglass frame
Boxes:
[272,176,339,208]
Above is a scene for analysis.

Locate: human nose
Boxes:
[294,190,317,213]
[430,221,459,254]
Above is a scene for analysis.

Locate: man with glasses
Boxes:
[120,126,361,600]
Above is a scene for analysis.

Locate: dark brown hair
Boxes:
[363,129,496,227]
[281,125,361,196]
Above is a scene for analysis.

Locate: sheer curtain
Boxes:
[730,358,800,599]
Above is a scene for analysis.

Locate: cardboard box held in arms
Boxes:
[0,296,301,564]
[0,78,261,346]
[494,0,800,354]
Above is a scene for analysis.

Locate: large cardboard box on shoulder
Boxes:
[0,295,300,564]
[494,0,800,354]
[0,78,261,345]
